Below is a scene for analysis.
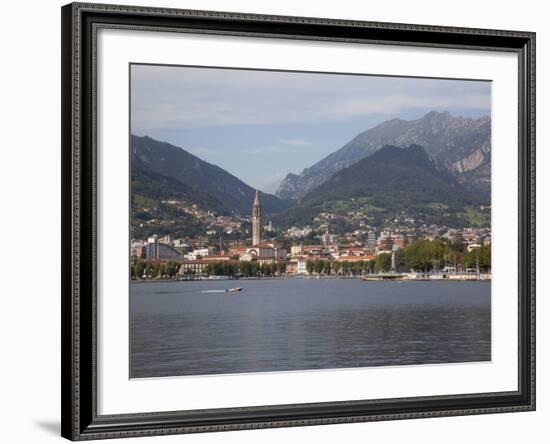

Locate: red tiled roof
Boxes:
[183,259,238,264]
[337,255,376,261]
[251,243,283,249]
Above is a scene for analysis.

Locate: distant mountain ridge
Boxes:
[276,111,491,200]
[301,144,471,207]
[275,144,485,228]
[131,135,288,215]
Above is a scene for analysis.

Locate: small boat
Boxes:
[226,287,243,292]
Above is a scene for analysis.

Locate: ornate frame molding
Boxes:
[61,2,535,440]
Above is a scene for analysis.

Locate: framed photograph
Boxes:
[61,2,535,440]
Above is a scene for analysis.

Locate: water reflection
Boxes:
[130,280,490,378]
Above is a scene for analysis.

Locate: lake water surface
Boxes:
[130,279,490,378]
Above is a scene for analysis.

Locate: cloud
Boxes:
[131,65,491,132]
[280,138,313,147]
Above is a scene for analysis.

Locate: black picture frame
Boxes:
[61,2,536,440]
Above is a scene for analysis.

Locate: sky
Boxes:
[130,64,491,193]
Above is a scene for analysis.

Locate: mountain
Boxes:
[302,144,470,207]
[276,111,491,200]
[131,157,228,215]
[275,145,486,228]
[131,135,288,215]
[131,156,235,239]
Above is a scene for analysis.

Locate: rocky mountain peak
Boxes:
[275,111,491,201]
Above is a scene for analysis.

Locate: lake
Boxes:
[130,279,491,378]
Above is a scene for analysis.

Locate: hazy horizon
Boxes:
[131,64,491,193]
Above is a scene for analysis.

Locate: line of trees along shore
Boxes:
[131,260,180,280]
[205,261,286,277]
[305,240,490,277]
[130,239,490,279]
[402,239,490,272]
[130,260,287,279]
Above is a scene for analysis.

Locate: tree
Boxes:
[166,261,179,278]
[239,261,251,277]
[463,244,491,272]
[479,244,491,270]
[365,259,375,274]
[151,263,161,278]
[250,261,260,277]
[158,262,167,278]
[134,260,146,279]
[341,261,350,276]
[392,250,406,272]
[404,239,445,272]
[375,253,392,272]
[144,263,152,278]
[314,260,324,275]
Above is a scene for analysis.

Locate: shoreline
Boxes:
[131,275,491,284]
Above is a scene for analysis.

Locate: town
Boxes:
[131,191,491,281]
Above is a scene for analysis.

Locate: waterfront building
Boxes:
[229,246,248,257]
[378,234,394,251]
[367,230,377,248]
[286,261,298,275]
[200,255,231,262]
[131,239,146,258]
[133,245,145,259]
[290,244,303,256]
[257,258,277,266]
[144,234,183,261]
[178,260,210,275]
[240,242,287,261]
[296,258,308,275]
[185,247,215,260]
[282,256,308,275]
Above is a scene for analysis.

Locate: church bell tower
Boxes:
[252,190,261,246]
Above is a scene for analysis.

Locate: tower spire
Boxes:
[252,190,262,246]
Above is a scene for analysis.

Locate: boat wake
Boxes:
[201,288,243,293]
